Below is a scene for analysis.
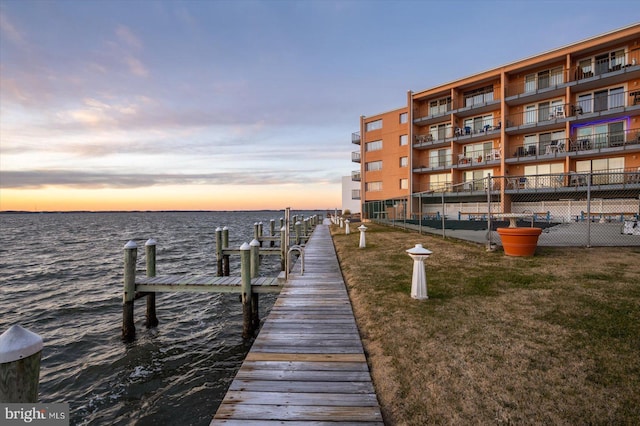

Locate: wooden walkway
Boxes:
[211,222,384,425]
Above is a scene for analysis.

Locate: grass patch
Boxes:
[331,222,640,425]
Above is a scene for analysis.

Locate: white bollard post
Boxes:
[345,219,350,235]
[0,325,43,402]
[358,225,368,248]
[406,244,432,300]
[340,217,344,228]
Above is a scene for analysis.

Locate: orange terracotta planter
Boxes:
[496,227,543,256]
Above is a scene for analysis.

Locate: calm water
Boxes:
[0,211,319,425]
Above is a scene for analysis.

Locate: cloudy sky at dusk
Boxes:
[0,0,637,211]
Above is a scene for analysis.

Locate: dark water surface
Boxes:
[0,211,315,425]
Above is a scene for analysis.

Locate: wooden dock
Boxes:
[211,222,384,425]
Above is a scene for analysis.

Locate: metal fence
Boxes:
[363,170,640,247]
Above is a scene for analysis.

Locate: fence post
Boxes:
[0,325,43,402]
[145,239,159,328]
[240,243,253,338]
[122,240,137,341]
[487,174,493,250]
[587,174,592,248]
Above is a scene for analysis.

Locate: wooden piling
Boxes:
[0,325,43,403]
[240,243,253,338]
[269,219,275,247]
[223,227,230,276]
[145,239,159,328]
[295,221,302,245]
[122,240,137,341]
[216,227,223,276]
[250,239,261,332]
[280,226,286,271]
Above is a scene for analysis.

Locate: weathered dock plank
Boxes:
[211,222,383,425]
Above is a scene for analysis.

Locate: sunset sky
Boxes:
[1,0,637,211]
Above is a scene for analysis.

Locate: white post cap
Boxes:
[406,244,432,255]
[0,325,43,363]
[145,238,157,246]
[358,225,368,231]
[250,239,260,247]
[240,242,251,251]
[124,240,137,249]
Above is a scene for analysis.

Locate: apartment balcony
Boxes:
[413,157,453,173]
[452,89,501,118]
[505,129,640,163]
[413,132,453,149]
[505,92,640,135]
[413,104,452,127]
[503,168,640,194]
[351,170,361,181]
[505,48,640,104]
[352,151,361,163]
[352,189,361,200]
[352,131,361,145]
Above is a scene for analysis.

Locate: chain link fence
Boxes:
[363,170,640,247]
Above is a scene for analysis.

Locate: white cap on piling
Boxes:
[250,239,260,247]
[0,325,43,363]
[145,238,157,246]
[124,240,137,249]
[215,226,222,232]
[240,242,251,251]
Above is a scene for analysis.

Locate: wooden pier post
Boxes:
[280,225,286,271]
[145,239,159,328]
[216,227,223,276]
[250,239,261,331]
[295,221,302,245]
[0,325,43,402]
[269,219,275,247]
[222,226,230,276]
[240,243,253,338]
[123,240,137,341]
[253,222,260,242]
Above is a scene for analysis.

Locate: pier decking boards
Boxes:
[211,223,384,425]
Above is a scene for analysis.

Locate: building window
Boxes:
[429,148,451,168]
[429,123,452,140]
[525,67,564,92]
[399,112,408,123]
[365,161,382,171]
[524,163,564,187]
[524,99,563,123]
[577,86,624,113]
[365,119,382,132]
[430,173,451,192]
[365,181,382,192]
[365,140,382,152]
[463,114,494,133]
[577,157,625,184]
[400,157,408,168]
[400,179,408,190]
[400,134,408,146]
[576,120,625,149]
[429,97,451,115]
[464,85,494,107]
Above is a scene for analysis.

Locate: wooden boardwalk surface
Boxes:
[211,222,384,425]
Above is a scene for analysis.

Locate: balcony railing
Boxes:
[413,168,640,195]
[504,168,640,191]
[352,151,361,163]
[352,132,361,145]
[351,170,361,181]
[505,90,639,129]
[505,48,640,98]
[507,128,640,160]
